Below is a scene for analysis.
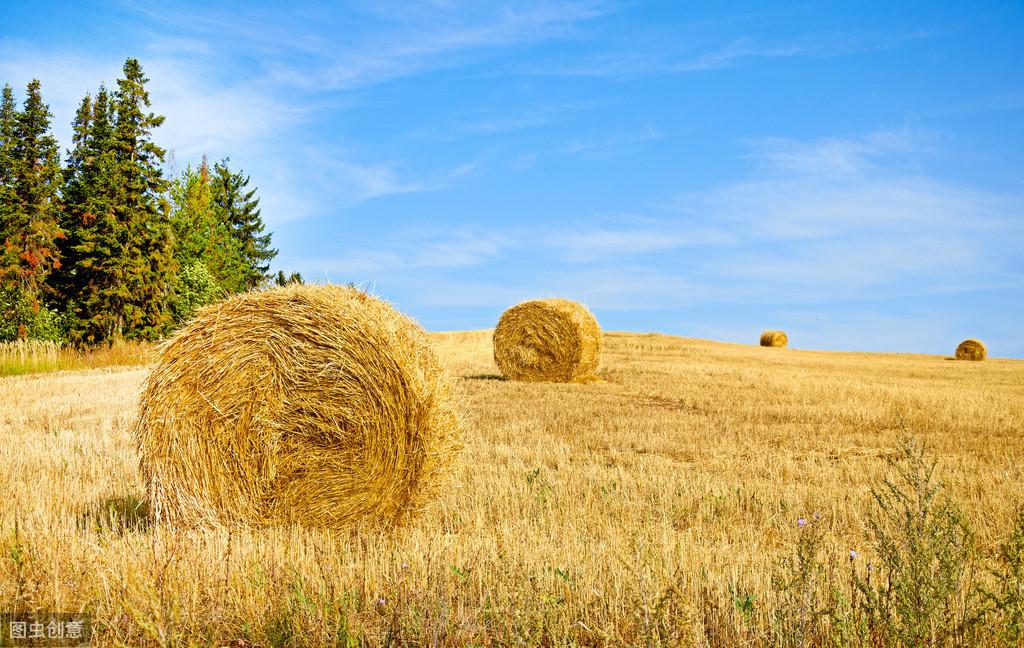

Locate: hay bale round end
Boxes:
[132,284,463,530]
[760,330,788,348]
[955,338,987,361]
[492,298,603,383]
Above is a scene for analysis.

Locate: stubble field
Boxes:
[1,331,1022,646]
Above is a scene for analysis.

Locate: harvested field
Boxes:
[2,331,1022,646]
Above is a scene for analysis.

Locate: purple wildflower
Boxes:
[798,518,806,527]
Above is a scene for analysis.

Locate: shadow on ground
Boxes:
[78,494,151,533]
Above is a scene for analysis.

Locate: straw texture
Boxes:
[493,298,603,383]
[132,284,462,530]
[955,338,987,361]
[760,330,789,348]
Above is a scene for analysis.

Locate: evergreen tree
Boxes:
[273,270,303,286]
[59,87,130,343]
[211,158,276,290]
[110,58,175,341]
[0,80,64,340]
[0,84,16,247]
[167,155,245,319]
[1,85,20,339]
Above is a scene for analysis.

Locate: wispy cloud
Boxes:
[317,228,512,274]
[144,60,309,163]
[124,0,612,91]
[666,131,1024,300]
[0,46,125,152]
[300,146,480,205]
[668,37,807,72]
[0,40,301,160]
[742,129,923,177]
[295,129,1023,313]
[518,18,938,78]
[512,123,668,167]
[545,222,730,263]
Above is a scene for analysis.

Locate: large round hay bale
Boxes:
[492,298,603,383]
[760,330,788,348]
[955,338,987,361]
[132,284,462,530]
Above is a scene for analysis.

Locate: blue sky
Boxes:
[2,1,1023,357]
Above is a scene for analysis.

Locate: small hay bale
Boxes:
[760,330,788,348]
[492,298,603,383]
[955,338,987,361]
[132,284,462,530]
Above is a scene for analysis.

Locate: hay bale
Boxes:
[955,338,987,361]
[492,298,603,383]
[760,330,788,348]
[132,284,462,530]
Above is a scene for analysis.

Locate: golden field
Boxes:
[1,330,1022,647]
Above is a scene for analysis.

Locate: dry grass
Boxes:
[133,284,463,531]
[492,298,603,383]
[2,329,1022,646]
[0,339,153,376]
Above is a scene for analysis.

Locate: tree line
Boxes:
[0,58,294,345]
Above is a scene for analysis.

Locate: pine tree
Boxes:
[167,155,246,320]
[59,86,131,343]
[50,93,93,327]
[0,80,64,340]
[211,158,276,290]
[0,84,19,340]
[110,58,175,341]
[0,84,16,246]
[273,270,303,286]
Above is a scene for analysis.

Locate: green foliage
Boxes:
[167,156,278,317]
[3,61,275,345]
[210,158,277,290]
[111,58,175,342]
[769,514,836,647]
[0,285,64,342]
[174,261,222,324]
[273,270,304,286]
[168,158,248,296]
[982,506,1024,644]
[51,59,175,343]
[0,79,64,309]
[0,84,16,228]
[1,86,68,345]
[746,426,1021,647]
[853,427,982,647]
[57,86,128,344]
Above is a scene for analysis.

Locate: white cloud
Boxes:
[144,58,306,163]
[0,46,125,155]
[125,1,612,91]
[665,131,1024,300]
[315,228,511,274]
[551,229,687,261]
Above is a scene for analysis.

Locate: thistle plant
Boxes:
[853,425,982,648]
[981,505,1024,645]
[770,513,832,647]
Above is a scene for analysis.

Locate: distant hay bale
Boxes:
[760,330,788,348]
[132,284,462,530]
[955,338,987,361]
[493,298,603,383]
